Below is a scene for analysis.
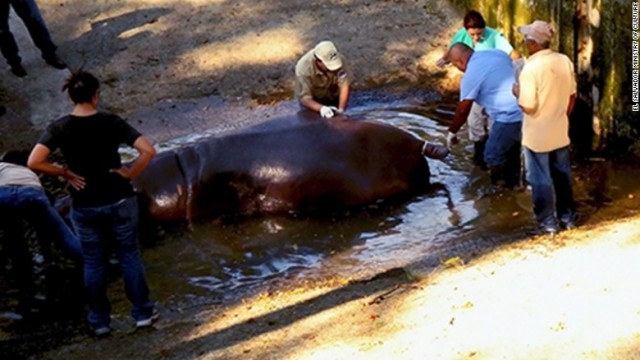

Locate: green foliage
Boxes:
[593,0,637,150]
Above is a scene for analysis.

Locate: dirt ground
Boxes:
[1,0,640,359]
[0,0,462,152]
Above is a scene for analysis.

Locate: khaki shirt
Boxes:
[294,49,353,103]
[0,162,42,187]
[518,49,576,152]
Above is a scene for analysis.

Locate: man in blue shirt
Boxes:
[436,10,521,169]
[446,43,522,188]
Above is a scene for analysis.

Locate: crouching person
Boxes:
[0,150,81,316]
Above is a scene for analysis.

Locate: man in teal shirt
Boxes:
[436,10,521,169]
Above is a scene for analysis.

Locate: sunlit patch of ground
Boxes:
[124,215,639,360]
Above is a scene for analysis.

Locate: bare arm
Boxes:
[448,99,474,134]
[436,53,450,68]
[338,85,350,112]
[111,136,156,180]
[28,144,85,190]
[299,95,325,113]
[520,106,536,115]
[566,93,577,116]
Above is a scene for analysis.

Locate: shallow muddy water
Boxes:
[110,93,639,323]
[128,93,590,314]
[2,91,638,349]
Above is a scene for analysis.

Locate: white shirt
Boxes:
[0,162,42,187]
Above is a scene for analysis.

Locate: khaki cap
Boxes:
[314,41,343,71]
[518,20,554,43]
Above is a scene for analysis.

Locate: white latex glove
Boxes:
[320,106,335,118]
[329,106,344,115]
[446,131,458,150]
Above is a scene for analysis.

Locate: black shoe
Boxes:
[489,165,504,186]
[503,176,521,190]
[560,219,577,230]
[44,54,67,69]
[10,63,27,77]
[92,326,111,337]
[527,224,560,236]
[543,225,560,235]
[136,309,159,328]
[422,142,449,160]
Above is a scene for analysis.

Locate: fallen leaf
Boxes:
[443,256,464,267]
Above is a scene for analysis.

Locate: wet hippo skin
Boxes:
[133,111,431,221]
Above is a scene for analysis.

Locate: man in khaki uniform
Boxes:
[514,20,577,235]
[295,41,448,159]
[295,41,353,118]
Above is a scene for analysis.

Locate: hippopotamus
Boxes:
[133,111,446,222]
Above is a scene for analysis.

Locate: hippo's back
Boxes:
[134,111,430,221]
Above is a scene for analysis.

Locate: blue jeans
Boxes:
[523,146,576,228]
[485,121,522,185]
[0,185,81,261]
[0,0,57,65]
[70,196,154,329]
[485,121,522,167]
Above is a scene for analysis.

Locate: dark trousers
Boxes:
[0,185,81,311]
[485,121,522,187]
[0,0,57,66]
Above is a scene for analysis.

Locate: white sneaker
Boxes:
[136,310,159,328]
[93,327,111,337]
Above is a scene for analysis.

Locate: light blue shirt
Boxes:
[461,50,522,123]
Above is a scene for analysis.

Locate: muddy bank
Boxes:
[0,0,465,154]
